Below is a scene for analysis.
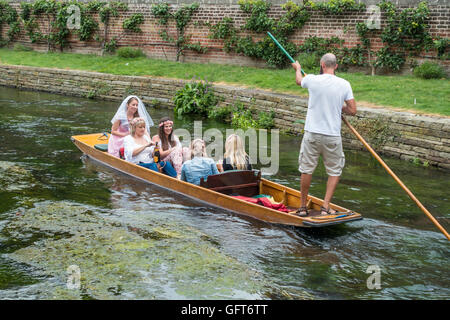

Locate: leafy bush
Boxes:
[116,47,145,58]
[231,103,258,129]
[374,47,405,71]
[257,110,275,129]
[295,52,319,73]
[173,80,219,117]
[413,62,446,79]
[208,105,233,122]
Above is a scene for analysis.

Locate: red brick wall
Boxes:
[2,1,449,69]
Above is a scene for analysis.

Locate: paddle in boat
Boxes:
[71,133,362,228]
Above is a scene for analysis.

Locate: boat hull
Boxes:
[71,133,362,228]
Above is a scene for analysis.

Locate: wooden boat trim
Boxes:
[71,133,362,228]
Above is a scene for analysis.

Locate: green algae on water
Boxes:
[0,161,37,192]
[5,201,271,299]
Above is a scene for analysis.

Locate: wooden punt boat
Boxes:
[71,133,362,228]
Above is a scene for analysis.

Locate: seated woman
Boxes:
[124,117,177,177]
[152,117,190,178]
[181,139,219,185]
[108,95,154,158]
[217,134,252,172]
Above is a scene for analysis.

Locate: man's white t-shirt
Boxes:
[301,74,354,137]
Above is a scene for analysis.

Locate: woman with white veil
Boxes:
[107,95,154,158]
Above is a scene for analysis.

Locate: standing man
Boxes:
[292,53,356,216]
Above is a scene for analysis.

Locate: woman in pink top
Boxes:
[108,95,154,157]
[152,117,190,178]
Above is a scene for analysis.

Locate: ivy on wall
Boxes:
[151,2,207,61]
[356,0,437,72]
[0,0,143,54]
[0,0,448,71]
[209,0,448,71]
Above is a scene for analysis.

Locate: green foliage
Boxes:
[116,47,145,59]
[374,47,405,71]
[355,22,370,48]
[256,109,275,129]
[208,101,275,129]
[413,62,446,79]
[104,37,118,54]
[295,52,319,73]
[78,15,99,41]
[0,0,131,53]
[123,13,144,33]
[433,37,449,59]
[208,105,234,122]
[173,80,219,118]
[297,36,365,68]
[312,0,365,15]
[339,45,367,68]
[231,102,258,129]
[20,2,33,21]
[152,2,207,61]
[378,0,433,55]
[0,1,20,44]
[209,17,236,41]
[299,36,343,57]
[210,0,309,68]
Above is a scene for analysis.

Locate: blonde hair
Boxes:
[224,134,248,170]
[191,139,207,158]
[130,117,146,136]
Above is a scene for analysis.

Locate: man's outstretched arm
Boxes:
[292,61,304,86]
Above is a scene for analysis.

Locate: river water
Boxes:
[0,86,448,300]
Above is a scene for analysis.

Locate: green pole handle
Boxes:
[267,32,305,76]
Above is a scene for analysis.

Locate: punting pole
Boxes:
[267,32,306,76]
[342,116,449,241]
[268,31,450,240]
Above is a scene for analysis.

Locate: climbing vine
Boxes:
[208,0,446,71]
[354,0,439,72]
[152,2,207,61]
[1,0,447,71]
[0,0,141,54]
[210,0,311,68]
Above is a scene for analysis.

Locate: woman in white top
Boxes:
[124,117,177,177]
[108,95,154,158]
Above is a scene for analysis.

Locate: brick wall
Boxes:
[0,64,448,169]
[2,1,449,70]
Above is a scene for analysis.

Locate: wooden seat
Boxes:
[200,170,261,197]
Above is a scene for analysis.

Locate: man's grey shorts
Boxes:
[298,131,345,176]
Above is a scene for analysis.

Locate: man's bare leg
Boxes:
[322,175,340,213]
[300,173,312,207]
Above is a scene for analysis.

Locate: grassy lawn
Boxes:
[1,48,449,116]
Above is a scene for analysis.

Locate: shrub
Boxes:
[231,102,257,129]
[116,47,145,58]
[173,80,219,117]
[257,110,275,129]
[295,52,319,73]
[413,62,446,79]
[208,105,233,122]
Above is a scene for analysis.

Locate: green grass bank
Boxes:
[0,48,449,116]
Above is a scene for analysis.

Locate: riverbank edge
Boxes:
[1,64,449,170]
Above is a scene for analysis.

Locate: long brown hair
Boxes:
[158,116,177,150]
